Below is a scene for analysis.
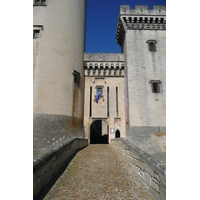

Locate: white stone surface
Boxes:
[33,0,86,118]
[123,29,166,126]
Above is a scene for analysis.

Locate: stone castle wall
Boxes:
[33,3,166,188]
[115,5,166,164]
[123,30,166,127]
[33,0,86,116]
[84,54,126,142]
[33,0,87,159]
[116,5,166,128]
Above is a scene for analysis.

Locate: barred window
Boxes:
[147,40,157,51]
[34,0,47,6]
[33,25,44,39]
[33,30,40,39]
[152,82,160,93]
[149,80,161,93]
[35,0,40,5]
[41,0,46,5]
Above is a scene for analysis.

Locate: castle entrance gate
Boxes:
[90,120,109,144]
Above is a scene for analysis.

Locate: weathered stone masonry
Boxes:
[116,6,166,164]
[111,138,166,200]
[33,138,88,199]
[33,3,166,200]
[84,54,126,143]
[33,0,87,159]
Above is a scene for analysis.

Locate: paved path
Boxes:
[44,144,154,200]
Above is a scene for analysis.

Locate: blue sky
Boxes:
[86,0,166,53]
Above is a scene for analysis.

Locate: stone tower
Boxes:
[33,0,87,157]
[116,5,166,144]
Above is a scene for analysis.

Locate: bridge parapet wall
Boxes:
[111,138,166,200]
[33,138,88,199]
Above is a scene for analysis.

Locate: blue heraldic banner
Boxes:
[96,89,102,103]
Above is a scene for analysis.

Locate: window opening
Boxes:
[147,40,157,51]
[35,0,40,5]
[149,80,161,93]
[95,86,103,103]
[34,0,46,6]
[152,83,159,93]
[41,0,46,5]
[149,43,156,51]
[73,70,80,88]
[33,30,40,39]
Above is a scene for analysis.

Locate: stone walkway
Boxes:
[44,144,154,200]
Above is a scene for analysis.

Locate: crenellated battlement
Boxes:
[119,5,166,15]
[84,53,125,77]
[116,5,166,46]
[84,61,124,77]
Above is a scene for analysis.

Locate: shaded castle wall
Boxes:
[33,0,87,159]
[33,138,88,199]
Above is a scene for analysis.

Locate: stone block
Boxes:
[139,170,151,187]
[149,187,160,200]
[151,177,160,192]
[160,182,166,200]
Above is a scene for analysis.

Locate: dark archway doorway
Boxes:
[90,120,109,144]
[115,130,120,138]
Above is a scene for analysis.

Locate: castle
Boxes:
[33,0,166,163]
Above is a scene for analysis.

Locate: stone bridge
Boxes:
[33,138,165,200]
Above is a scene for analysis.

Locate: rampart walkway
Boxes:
[44,144,154,199]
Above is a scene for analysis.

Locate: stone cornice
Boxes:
[84,53,124,62]
[84,61,125,77]
[116,5,166,46]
